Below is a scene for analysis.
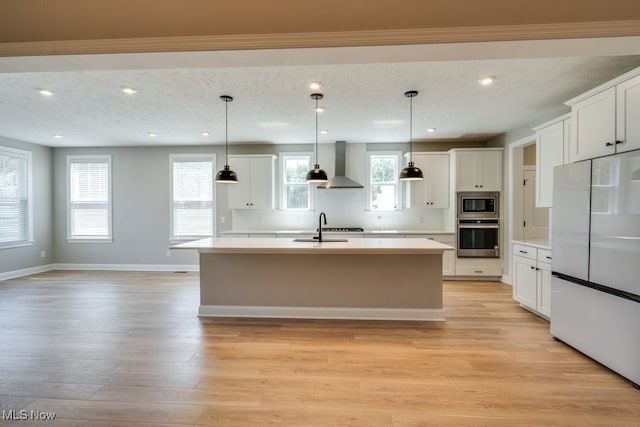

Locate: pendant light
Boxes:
[305,93,329,182]
[215,95,238,183]
[399,90,424,181]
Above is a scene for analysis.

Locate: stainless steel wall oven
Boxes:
[457,192,500,258]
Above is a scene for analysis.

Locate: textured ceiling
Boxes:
[0,44,639,147]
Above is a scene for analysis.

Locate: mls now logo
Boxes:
[2,409,56,421]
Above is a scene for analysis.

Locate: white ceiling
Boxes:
[1,38,639,147]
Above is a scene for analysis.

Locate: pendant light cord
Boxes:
[409,94,413,164]
[225,100,229,165]
[314,97,319,165]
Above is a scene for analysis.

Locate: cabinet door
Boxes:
[513,255,538,310]
[616,74,640,153]
[538,261,552,317]
[456,151,480,191]
[248,157,275,209]
[479,151,502,191]
[536,121,565,207]
[428,154,450,208]
[570,87,616,162]
[406,155,428,207]
[227,157,252,209]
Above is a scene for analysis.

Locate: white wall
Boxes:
[0,137,54,275]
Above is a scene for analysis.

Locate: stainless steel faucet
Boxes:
[317,212,327,242]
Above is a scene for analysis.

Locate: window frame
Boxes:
[279,152,313,211]
[66,154,113,243]
[0,145,33,249]
[367,151,402,212]
[169,153,216,242]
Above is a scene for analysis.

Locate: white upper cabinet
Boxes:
[405,153,450,208]
[616,74,640,154]
[534,114,570,207]
[566,67,640,162]
[227,155,276,209]
[454,149,502,191]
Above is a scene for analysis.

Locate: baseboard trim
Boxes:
[53,263,199,272]
[199,305,445,321]
[0,264,56,281]
[1,263,200,281]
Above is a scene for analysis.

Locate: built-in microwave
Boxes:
[457,192,499,219]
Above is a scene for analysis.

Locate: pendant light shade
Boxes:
[399,90,424,181]
[306,93,329,182]
[215,95,238,184]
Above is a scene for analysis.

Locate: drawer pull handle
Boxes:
[519,250,528,254]
[545,256,552,260]
[615,140,623,145]
[530,266,536,270]
[606,142,614,147]
[475,270,483,273]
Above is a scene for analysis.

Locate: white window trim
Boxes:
[279,152,313,211]
[66,154,113,243]
[169,153,216,242]
[367,151,402,212]
[0,145,33,249]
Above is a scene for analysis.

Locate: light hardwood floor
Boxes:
[0,271,637,426]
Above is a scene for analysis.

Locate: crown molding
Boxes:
[1,20,640,57]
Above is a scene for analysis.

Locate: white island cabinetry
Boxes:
[227,155,276,209]
[174,237,453,321]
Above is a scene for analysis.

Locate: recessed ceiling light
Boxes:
[320,129,328,134]
[147,132,157,137]
[478,76,495,86]
[201,131,210,136]
[52,134,63,139]
[309,81,322,90]
[39,88,54,97]
[315,106,325,113]
[427,128,436,133]
[121,86,138,95]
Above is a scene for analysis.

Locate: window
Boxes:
[368,152,401,211]
[0,146,32,247]
[170,154,214,240]
[281,154,311,210]
[67,155,112,241]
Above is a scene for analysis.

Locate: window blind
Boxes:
[68,156,111,239]
[171,156,213,238]
[0,147,31,245]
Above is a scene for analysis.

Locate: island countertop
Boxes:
[173,237,454,255]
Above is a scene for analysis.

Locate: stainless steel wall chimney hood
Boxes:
[317,141,364,189]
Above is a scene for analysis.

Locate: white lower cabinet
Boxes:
[512,243,551,318]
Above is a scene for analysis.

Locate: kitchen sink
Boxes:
[292,238,348,243]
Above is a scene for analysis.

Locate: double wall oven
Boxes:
[457,192,499,258]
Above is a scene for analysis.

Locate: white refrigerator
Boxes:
[551,149,640,388]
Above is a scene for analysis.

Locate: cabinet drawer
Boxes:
[537,248,552,264]
[513,243,537,260]
[455,258,502,276]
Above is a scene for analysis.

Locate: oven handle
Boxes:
[457,224,499,229]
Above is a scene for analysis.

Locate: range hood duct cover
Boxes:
[318,141,364,189]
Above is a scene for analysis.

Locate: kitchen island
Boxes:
[173,237,453,321]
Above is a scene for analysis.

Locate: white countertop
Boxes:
[173,237,454,254]
[221,229,455,235]
[512,239,551,250]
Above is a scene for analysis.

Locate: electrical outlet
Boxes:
[166,250,171,257]
[40,251,46,258]
[220,216,226,224]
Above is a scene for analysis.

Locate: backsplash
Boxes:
[231,189,447,231]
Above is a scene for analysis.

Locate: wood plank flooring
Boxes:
[0,270,638,426]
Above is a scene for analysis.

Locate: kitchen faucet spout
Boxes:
[318,212,327,242]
